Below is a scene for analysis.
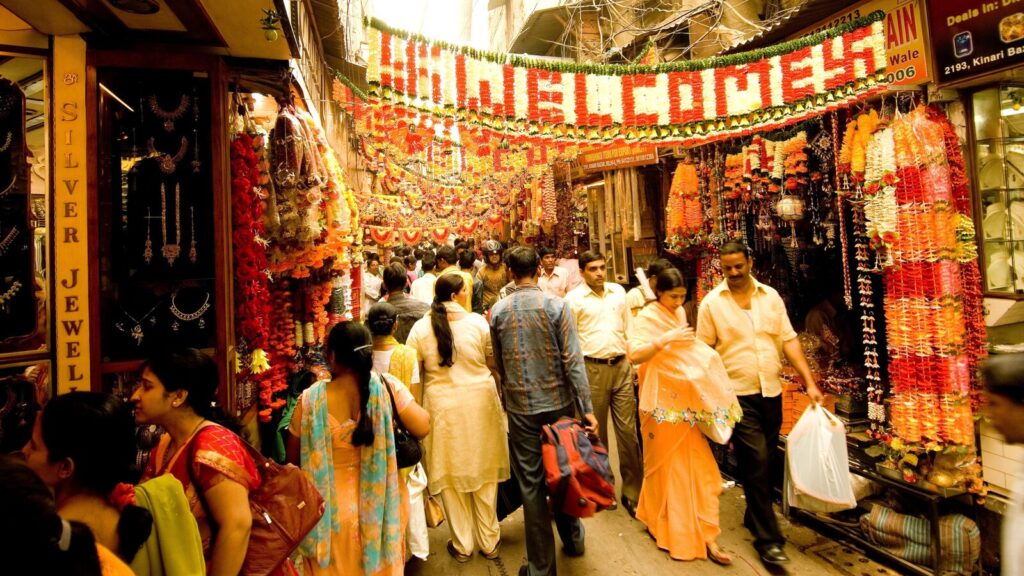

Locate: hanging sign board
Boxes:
[930,1,1024,83]
[579,146,658,173]
[788,0,930,86]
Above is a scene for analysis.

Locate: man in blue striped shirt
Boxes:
[490,246,597,576]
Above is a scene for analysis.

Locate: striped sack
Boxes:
[859,505,980,575]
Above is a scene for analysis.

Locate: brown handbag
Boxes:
[189,429,326,576]
[424,493,445,528]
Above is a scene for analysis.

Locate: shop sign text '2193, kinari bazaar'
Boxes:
[930,0,1024,83]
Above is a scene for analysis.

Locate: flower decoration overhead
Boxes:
[363,12,887,147]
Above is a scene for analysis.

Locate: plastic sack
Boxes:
[784,405,856,513]
[406,463,429,560]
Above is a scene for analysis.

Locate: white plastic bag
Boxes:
[406,462,430,560]
[784,405,857,513]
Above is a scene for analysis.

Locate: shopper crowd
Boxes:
[5,239,1021,576]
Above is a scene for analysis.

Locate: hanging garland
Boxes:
[364,13,887,147]
[231,131,274,417]
[665,160,708,253]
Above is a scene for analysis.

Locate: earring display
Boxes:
[170,290,210,331]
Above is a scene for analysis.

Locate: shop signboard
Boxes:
[53,35,91,393]
[789,0,930,86]
[930,0,1024,83]
[579,145,658,173]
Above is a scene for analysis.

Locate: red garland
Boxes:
[231,133,274,419]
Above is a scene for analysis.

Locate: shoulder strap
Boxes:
[380,373,408,433]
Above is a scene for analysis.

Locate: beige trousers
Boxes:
[440,482,501,555]
[586,359,643,502]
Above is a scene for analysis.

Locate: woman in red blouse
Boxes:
[133,348,257,576]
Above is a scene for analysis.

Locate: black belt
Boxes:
[584,355,625,366]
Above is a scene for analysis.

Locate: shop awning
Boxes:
[509,5,572,56]
[718,0,863,55]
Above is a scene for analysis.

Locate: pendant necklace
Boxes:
[0,94,15,121]
[160,182,181,265]
[0,226,19,257]
[0,278,21,314]
[143,207,153,264]
[170,291,210,331]
[115,301,162,345]
[189,205,198,263]
[0,132,12,153]
[148,136,189,175]
[149,94,190,132]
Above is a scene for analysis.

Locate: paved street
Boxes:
[408,434,895,576]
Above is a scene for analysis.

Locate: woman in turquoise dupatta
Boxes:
[287,321,430,575]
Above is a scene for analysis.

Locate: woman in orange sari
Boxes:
[134,348,259,576]
[628,268,741,565]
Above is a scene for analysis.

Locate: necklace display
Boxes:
[0,175,16,199]
[0,226,18,257]
[160,182,181,265]
[114,301,161,345]
[148,136,189,175]
[189,205,197,263]
[0,279,21,314]
[0,93,15,121]
[170,291,210,330]
[144,207,153,264]
[149,94,190,133]
[0,132,12,153]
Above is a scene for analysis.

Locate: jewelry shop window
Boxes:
[0,53,49,358]
[96,69,215,363]
[973,84,1024,296]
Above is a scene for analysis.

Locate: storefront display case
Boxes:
[86,52,234,401]
[0,52,49,362]
[970,85,1024,297]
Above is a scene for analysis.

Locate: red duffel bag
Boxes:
[540,416,616,518]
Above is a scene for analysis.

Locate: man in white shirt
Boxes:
[982,353,1024,576]
[410,252,437,304]
[565,250,642,517]
[696,241,822,566]
[537,246,569,298]
[361,254,383,320]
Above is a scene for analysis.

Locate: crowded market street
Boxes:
[0,1,1020,576]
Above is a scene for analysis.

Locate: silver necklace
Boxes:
[148,137,189,175]
[114,301,162,346]
[0,226,18,256]
[170,292,210,330]
[0,132,12,153]
[0,175,16,199]
[149,94,190,132]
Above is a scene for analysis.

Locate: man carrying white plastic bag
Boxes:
[784,404,857,513]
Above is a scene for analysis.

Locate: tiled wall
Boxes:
[981,420,1023,494]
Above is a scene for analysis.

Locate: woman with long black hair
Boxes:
[22,392,153,569]
[287,321,429,575]
[132,348,257,576]
[0,454,110,576]
[405,273,509,562]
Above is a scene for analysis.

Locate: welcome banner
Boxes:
[364,12,888,146]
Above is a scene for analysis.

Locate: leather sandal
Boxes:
[447,540,471,563]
